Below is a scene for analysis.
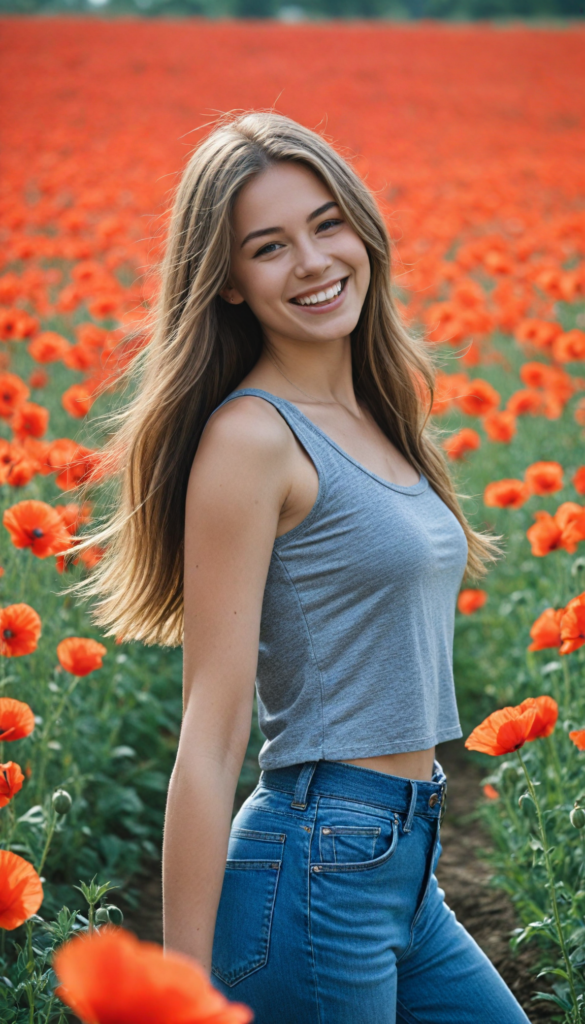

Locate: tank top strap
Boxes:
[210,387,330,471]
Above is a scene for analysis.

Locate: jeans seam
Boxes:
[396,995,426,1024]
[306,795,324,1024]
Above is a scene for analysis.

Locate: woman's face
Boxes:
[223,161,371,346]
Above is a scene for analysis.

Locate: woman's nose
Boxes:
[294,238,333,278]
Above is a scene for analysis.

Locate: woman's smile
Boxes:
[288,276,349,314]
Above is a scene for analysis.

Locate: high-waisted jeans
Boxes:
[210,758,532,1024]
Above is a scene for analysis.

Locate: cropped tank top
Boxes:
[210,387,469,770]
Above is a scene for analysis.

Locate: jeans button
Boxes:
[428,793,439,808]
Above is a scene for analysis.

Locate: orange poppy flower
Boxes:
[557,505,585,554]
[483,784,499,800]
[482,409,516,443]
[457,589,487,614]
[526,511,564,556]
[484,479,530,509]
[552,329,585,363]
[559,593,585,655]
[56,502,92,535]
[27,331,70,364]
[0,603,42,657]
[0,851,43,930]
[524,461,564,496]
[11,401,50,440]
[53,925,254,1024]
[62,382,95,418]
[528,607,564,651]
[442,428,481,460]
[3,500,71,558]
[458,379,500,417]
[465,703,537,756]
[0,698,36,741]
[569,730,585,751]
[79,545,104,569]
[506,389,543,416]
[517,695,558,740]
[0,762,25,809]
[57,637,107,676]
[0,373,30,420]
[28,369,49,390]
[573,467,585,495]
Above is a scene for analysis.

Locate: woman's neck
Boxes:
[242,334,360,414]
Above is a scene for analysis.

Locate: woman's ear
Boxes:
[219,284,246,305]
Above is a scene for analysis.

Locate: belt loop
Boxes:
[403,780,418,833]
[290,761,319,810]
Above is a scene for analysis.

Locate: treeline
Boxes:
[0,0,583,27]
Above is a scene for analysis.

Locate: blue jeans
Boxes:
[211,758,531,1023]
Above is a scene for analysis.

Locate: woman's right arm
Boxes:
[162,397,294,972]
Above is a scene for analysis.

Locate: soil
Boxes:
[121,740,554,1022]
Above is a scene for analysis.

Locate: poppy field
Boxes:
[1,16,585,1023]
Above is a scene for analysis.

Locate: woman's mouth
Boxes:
[289,277,348,312]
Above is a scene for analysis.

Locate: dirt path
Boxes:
[122,741,550,1021]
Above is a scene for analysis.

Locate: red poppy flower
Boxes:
[0,373,30,420]
[457,589,487,614]
[11,401,50,439]
[483,784,499,800]
[570,730,585,751]
[61,382,95,418]
[0,762,25,809]
[57,637,107,676]
[484,479,530,509]
[465,703,537,756]
[0,851,43,929]
[524,461,564,496]
[517,696,558,740]
[3,500,72,558]
[442,428,481,460]
[53,925,254,1024]
[458,379,500,417]
[528,607,564,651]
[482,409,516,443]
[0,698,35,741]
[27,331,70,364]
[0,604,42,657]
[559,593,585,655]
[526,512,564,556]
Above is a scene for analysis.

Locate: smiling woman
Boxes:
[68,111,530,1024]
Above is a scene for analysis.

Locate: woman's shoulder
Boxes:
[193,392,296,485]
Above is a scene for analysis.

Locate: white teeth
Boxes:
[295,279,343,306]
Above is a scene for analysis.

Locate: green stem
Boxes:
[35,675,81,802]
[562,657,571,710]
[516,748,579,1016]
[36,808,57,875]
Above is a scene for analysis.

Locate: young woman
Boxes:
[78,111,531,1023]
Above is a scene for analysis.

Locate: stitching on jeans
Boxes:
[306,795,324,1024]
[396,995,426,1024]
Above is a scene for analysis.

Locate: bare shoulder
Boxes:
[187,396,294,512]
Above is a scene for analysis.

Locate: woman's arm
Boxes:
[162,396,294,971]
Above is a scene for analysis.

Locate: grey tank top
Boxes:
[211,387,468,770]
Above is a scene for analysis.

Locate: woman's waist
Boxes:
[259,756,447,819]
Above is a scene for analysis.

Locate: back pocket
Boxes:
[211,827,285,987]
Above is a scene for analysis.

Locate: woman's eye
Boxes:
[317,218,343,232]
[253,242,283,257]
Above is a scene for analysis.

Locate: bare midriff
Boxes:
[334,746,436,783]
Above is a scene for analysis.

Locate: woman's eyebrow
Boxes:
[240,201,338,249]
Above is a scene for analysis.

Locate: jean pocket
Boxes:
[314,813,399,873]
[211,827,285,987]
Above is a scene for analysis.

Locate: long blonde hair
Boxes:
[70,110,503,646]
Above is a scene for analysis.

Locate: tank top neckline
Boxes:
[227,387,429,496]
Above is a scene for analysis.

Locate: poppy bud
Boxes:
[570,806,585,829]
[52,789,72,815]
[105,904,124,925]
[95,907,110,924]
